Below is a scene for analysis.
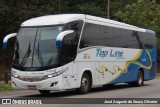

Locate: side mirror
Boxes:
[3,33,17,50]
[56,30,74,48]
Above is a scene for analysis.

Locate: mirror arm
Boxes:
[3,33,17,49]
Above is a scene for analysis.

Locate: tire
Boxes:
[136,70,144,86]
[78,73,91,94]
[129,70,144,87]
[39,90,50,95]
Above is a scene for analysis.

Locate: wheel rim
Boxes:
[81,77,89,91]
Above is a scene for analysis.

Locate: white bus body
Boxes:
[4,14,156,94]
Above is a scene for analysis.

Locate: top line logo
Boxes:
[96,48,124,59]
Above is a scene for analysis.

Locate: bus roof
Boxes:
[21,14,85,27]
[21,14,155,34]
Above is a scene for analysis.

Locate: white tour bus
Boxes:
[3,14,156,95]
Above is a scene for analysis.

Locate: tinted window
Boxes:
[139,32,156,49]
[109,27,126,48]
[125,30,140,49]
[80,23,110,48]
[80,23,126,48]
[64,20,83,36]
[80,22,156,49]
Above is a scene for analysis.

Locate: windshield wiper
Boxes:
[20,43,31,67]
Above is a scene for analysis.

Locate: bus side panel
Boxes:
[76,62,97,88]
[108,64,140,84]
[100,62,126,84]
[150,48,157,79]
[144,48,157,80]
[149,61,156,79]
[105,48,156,84]
[76,47,156,87]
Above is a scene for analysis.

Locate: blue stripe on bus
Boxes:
[108,48,156,84]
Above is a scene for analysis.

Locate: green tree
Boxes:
[115,0,160,62]
[115,0,160,37]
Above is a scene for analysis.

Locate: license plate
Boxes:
[28,85,36,90]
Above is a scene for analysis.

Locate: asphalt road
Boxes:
[1,77,160,107]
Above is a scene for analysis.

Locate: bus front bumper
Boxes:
[11,76,63,91]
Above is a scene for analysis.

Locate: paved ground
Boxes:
[0,78,160,107]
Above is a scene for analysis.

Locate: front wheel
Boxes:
[39,90,50,95]
[78,73,91,94]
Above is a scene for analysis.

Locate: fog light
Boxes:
[50,81,58,87]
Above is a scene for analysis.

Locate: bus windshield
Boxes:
[13,26,63,70]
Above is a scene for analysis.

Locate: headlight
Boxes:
[14,74,19,78]
[45,67,68,78]
[11,69,19,78]
[47,75,53,78]
[11,73,19,78]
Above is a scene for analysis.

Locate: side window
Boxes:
[80,23,110,48]
[125,30,140,49]
[104,27,114,47]
[139,32,156,49]
[80,23,96,48]
[138,32,145,49]
[64,20,83,38]
[143,33,156,49]
[61,20,83,65]
[80,23,155,49]
[109,28,126,48]
[80,23,127,48]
